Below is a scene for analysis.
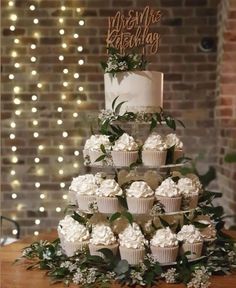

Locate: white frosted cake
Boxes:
[104,71,163,113]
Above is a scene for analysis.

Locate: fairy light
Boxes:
[33,132,39,138]
[59,29,65,35]
[31,44,36,49]
[33,18,39,24]
[59,169,64,175]
[60,182,65,188]
[37,83,42,88]
[11,51,17,57]
[13,98,21,105]
[38,145,44,150]
[62,43,67,49]
[34,231,39,236]
[10,122,16,128]
[73,112,78,118]
[59,18,64,24]
[10,170,16,176]
[14,62,20,68]
[31,95,38,101]
[77,99,82,105]
[58,156,64,163]
[40,194,45,199]
[62,131,68,138]
[10,14,17,21]
[10,25,15,31]
[39,207,45,212]
[8,1,14,7]
[78,59,84,65]
[74,150,80,156]
[78,86,84,92]
[14,38,19,44]
[61,5,66,11]
[31,56,37,62]
[57,119,63,125]
[29,5,35,11]
[73,163,79,168]
[77,46,83,52]
[35,219,40,225]
[33,120,38,126]
[32,107,37,113]
[63,68,68,74]
[34,157,40,163]
[9,74,15,80]
[59,55,64,61]
[15,110,21,116]
[79,20,85,26]
[10,133,15,139]
[12,229,18,235]
[35,182,41,188]
[11,193,17,199]
[63,81,68,87]
[56,207,62,212]
[11,146,17,152]
[62,194,68,200]
[31,70,37,75]
[74,73,79,79]
[73,33,79,38]
[13,86,20,93]
[57,107,63,112]
[59,145,64,150]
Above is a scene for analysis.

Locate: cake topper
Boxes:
[106,6,161,55]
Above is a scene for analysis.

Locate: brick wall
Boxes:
[1,0,224,236]
[216,0,236,225]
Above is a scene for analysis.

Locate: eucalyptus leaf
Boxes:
[122,211,133,224]
[112,96,120,110]
[97,248,114,260]
[115,101,127,115]
[100,144,106,154]
[114,259,129,275]
[95,154,106,162]
[109,212,121,223]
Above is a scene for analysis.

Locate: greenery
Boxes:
[101,47,147,76]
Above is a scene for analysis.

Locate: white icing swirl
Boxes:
[96,179,123,197]
[119,223,148,249]
[177,177,200,196]
[113,133,138,151]
[185,174,202,193]
[126,181,154,198]
[150,227,178,248]
[94,172,106,186]
[165,133,183,150]
[143,133,167,151]
[155,178,181,198]
[58,215,90,242]
[84,134,111,151]
[89,224,116,245]
[69,174,97,195]
[177,225,202,243]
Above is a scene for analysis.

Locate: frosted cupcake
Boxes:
[89,224,118,258]
[111,133,139,167]
[126,181,155,214]
[96,179,123,214]
[83,134,111,166]
[142,133,167,167]
[177,177,201,210]
[155,178,182,212]
[57,215,90,257]
[119,223,147,265]
[70,174,98,212]
[150,227,179,263]
[177,224,203,259]
[165,133,184,163]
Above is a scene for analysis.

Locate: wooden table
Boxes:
[1,230,236,288]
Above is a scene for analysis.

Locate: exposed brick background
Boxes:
[1,0,235,237]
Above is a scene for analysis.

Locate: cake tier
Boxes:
[104,71,163,113]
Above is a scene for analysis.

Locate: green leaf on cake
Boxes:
[111,96,120,111]
[71,212,87,225]
[100,144,106,154]
[114,259,129,275]
[95,154,106,162]
[150,117,157,132]
[97,248,114,261]
[159,216,170,227]
[115,101,127,115]
[122,211,133,224]
[109,212,122,223]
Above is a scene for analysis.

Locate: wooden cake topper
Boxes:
[106,6,161,55]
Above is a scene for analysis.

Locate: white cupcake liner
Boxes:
[58,231,89,257]
[89,243,118,258]
[142,150,167,167]
[89,150,104,166]
[76,194,96,212]
[119,246,145,265]
[150,245,179,264]
[156,195,182,212]
[111,151,138,167]
[181,241,203,259]
[127,197,155,214]
[182,194,199,210]
[96,196,121,214]
[174,150,184,163]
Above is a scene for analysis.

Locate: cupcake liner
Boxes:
[89,150,104,166]
[174,150,184,163]
[150,245,179,264]
[180,241,203,259]
[111,151,138,167]
[142,150,167,167]
[58,231,89,257]
[119,246,145,265]
[96,197,121,214]
[127,197,155,214]
[89,243,118,258]
[156,195,182,213]
[182,194,199,210]
[76,194,96,212]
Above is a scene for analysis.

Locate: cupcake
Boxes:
[126,181,155,214]
[155,178,182,212]
[96,179,123,214]
[119,223,147,265]
[57,215,90,257]
[142,133,167,167]
[150,227,179,263]
[89,223,118,258]
[177,177,200,210]
[70,174,98,212]
[83,134,111,166]
[165,133,184,163]
[111,133,139,167]
[177,224,203,259]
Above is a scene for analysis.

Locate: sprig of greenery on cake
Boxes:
[101,47,147,76]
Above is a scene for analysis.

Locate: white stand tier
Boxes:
[104,71,163,113]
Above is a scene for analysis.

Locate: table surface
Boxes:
[1,230,236,288]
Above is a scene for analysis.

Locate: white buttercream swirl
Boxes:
[165,133,183,150]
[155,178,181,198]
[177,177,200,196]
[126,181,154,198]
[84,134,111,151]
[143,133,167,151]
[89,224,116,245]
[58,215,90,242]
[177,225,202,243]
[69,174,97,195]
[119,223,148,249]
[150,227,178,248]
[113,133,138,151]
[96,179,123,197]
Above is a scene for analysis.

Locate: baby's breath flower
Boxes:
[187,267,211,288]
[161,268,178,284]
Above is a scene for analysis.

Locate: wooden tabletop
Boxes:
[1,230,236,288]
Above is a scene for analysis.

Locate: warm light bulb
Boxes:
[31,44,36,49]
[34,231,39,236]
[13,98,21,105]
[10,133,15,139]
[34,157,40,163]
[35,219,40,225]
[58,156,63,162]
[12,156,18,163]
[56,207,62,212]
[10,25,15,31]
[62,194,68,200]
[33,120,38,126]
[74,73,79,79]
[39,207,45,212]
[61,94,66,100]
[59,144,64,150]
[73,33,79,38]
[32,107,37,113]
[33,18,39,24]
[57,119,63,125]
[11,146,17,152]
[8,1,14,7]
[31,56,37,62]
[57,107,63,112]
[35,182,40,188]
[74,150,80,156]
[31,70,37,75]
[62,131,68,138]
[77,46,83,52]
[13,86,20,93]
[15,110,21,116]
[78,59,84,65]
[14,38,19,44]
[14,63,20,68]
[29,5,35,11]
[31,94,38,101]
[59,29,65,35]
[76,8,81,12]
[63,81,68,87]
[37,83,42,88]
[10,14,17,21]
[10,122,16,128]
[73,112,78,118]
[12,229,18,235]
[79,20,85,26]
[59,55,64,61]
[38,145,44,150]
[9,74,15,80]
[77,99,82,105]
[61,6,66,11]
[63,68,68,74]
[12,193,17,199]
[33,132,39,138]
[10,170,16,176]
[40,193,45,199]
[73,162,79,168]
[59,18,64,23]
[60,182,65,188]
[59,169,64,175]
[34,32,40,38]
[62,43,67,49]
[78,86,84,92]
[11,51,17,57]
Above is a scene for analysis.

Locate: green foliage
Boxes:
[224,153,236,163]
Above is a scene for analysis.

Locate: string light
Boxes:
[9,74,15,80]
[57,156,63,162]
[12,193,17,199]
[56,207,62,212]
[35,182,41,188]
[62,131,68,138]
[73,112,78,118]
[78,59,84,65]
[12,156,18,163]
[79,20,85,26]
[59,29,65,35]
[11,51,17,57]
[14,38,19,44]
[57,119,63,125]
[62,194,68,200]
[11,146,17,152]
[59,145,64,150]
[31,95,38,101]
[10,170,16,176]
[38,145,44,150]
[15,110,21,116]
[73,33,79,38]
[73,163,79,168]
[78,86,84,92]
[14,62,20,68]
[10,25,15,31]
[74,150,80,156]
[40,194,45,199]
[29,5,36,11]
[57,107,63,112]
[13,86,20,93]
[12,229,18,235]
[35,219,40,225]
[8,1,14,7]
[34,231,39,236]
[33,120,38,126]
[60,182,65,188]
[13,98,21,105]
[33,18,39,24]
[59,169,64,175]
[33,132,39,138]
[77,99,82,105]
[39,207,45,212]
[31,44,36,49]
[74,73,79,79]
[10,122,16,128]
[37,83,42,88]
[32,107,37,113]
[34,157,40,163]
[63,68,68,74]
[31,70,37,75]
[77,46,83,52]
[10,133,15,139]
[59,55,64,61]
[61,6,66,11]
